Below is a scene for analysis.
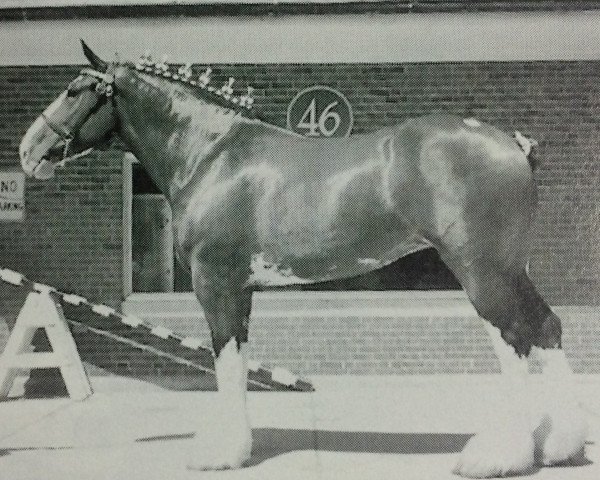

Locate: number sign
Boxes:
[287,86,353,138]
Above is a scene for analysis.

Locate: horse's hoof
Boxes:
[534,406,588,466]
[454,428,536,478]
[186,424,252,471]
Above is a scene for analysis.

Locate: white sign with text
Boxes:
[0,171,25,221]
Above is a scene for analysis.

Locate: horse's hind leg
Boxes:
[443,258,587,477]
[447,260,537,478]
[491,270,587,467]
[515,272,589,467]
[186,253,253,471]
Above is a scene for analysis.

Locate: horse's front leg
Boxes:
[187,255,253,471]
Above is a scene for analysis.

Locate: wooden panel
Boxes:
[132,194,174,293]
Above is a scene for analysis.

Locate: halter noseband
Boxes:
[40,67,115,165]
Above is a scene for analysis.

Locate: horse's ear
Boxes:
[80,39,108,72]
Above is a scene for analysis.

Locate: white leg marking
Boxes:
[455,322,536,478]
[483,322,529,379]
[532,347,588,466]
[187,339,252,470]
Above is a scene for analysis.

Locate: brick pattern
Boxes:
[0,61,599,375]
[2,306,599,377]
[249,308,600,375]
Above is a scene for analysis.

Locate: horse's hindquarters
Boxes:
[385,116,536,270]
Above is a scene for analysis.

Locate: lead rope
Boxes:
[56,147,94,169]
[60,135,73,163]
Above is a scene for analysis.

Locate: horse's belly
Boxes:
[250,167,429,287]
[249,230,429,287]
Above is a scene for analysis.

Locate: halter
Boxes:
[40,67,115,167]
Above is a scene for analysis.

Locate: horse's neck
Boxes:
[115,72,239,199]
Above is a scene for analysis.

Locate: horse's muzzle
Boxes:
[20,155,56,180]
[32,159,57,180]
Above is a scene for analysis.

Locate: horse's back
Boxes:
[243,113,530,182]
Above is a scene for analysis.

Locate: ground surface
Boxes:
[0,375,598,480]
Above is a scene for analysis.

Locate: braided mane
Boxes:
[130,53,258,118]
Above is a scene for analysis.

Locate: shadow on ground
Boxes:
[249,428,472,465]
[138,428,594,472]
[139,428,472,465]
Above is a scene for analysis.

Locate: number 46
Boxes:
[297,99,341,137]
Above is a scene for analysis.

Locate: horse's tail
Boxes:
[514,130,539,171]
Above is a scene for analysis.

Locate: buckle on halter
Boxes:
[81,68,114,97]
[95,81,114,97]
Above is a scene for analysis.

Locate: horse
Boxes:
[18,41,587,477]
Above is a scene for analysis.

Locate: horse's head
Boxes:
[20,41,119,179]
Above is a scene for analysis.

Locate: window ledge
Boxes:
[123,289,477,318]
[123,291,597,321]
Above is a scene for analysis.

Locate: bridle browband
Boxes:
[80,68,115,86]
[39,67,115,166]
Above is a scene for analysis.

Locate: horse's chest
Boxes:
[174,175,256,256]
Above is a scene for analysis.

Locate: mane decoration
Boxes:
[135,52,256,115]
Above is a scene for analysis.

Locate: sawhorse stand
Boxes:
[0,290,92,400]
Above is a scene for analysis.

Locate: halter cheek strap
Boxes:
[80,68,114,85]
[40,112,74,141]
[40,112,75,160]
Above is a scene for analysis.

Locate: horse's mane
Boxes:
[118,58,299,141]
[120,59,259,120]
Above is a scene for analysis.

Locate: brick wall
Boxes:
[248,307,600,375]
[119,293,600,376]
[1,61,599,375]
